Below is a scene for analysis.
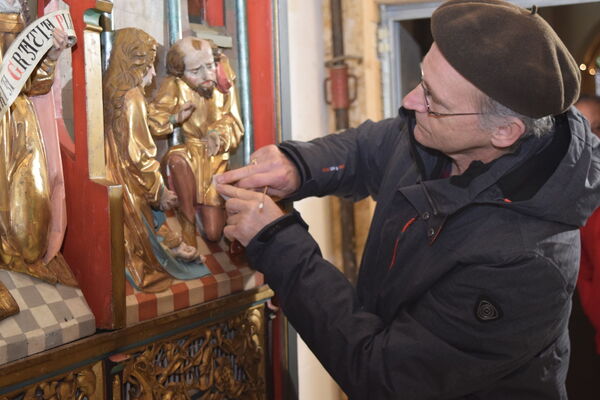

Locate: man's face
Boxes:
[402,44,495,164]
[576,101,600,137]
[182,42,217,96]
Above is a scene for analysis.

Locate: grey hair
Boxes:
[478,95,554,139]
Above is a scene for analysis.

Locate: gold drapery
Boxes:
[105,87,174,292]
[0,13,75,288]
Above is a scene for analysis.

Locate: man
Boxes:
[149,37,243,249]
[217,0,599,398]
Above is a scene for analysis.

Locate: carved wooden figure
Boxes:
[103,28,210,293]
[149,37,244,250]
[0,0,76,320]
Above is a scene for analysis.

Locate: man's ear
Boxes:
[490,117,525,149]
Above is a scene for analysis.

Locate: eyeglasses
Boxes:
[419,63,483,118]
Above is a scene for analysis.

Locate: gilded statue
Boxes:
[104,28,209,293]
[149,37,244,249]
[0,0,76,320]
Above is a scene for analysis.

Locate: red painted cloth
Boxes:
[579,208,600,354]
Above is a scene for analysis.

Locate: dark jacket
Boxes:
[246,108,600,399]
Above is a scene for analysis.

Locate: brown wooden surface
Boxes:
[0,285,273,391]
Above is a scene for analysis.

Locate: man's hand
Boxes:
[159,188,179,211]
[216,184,284,246]
[47,29,69,61]
[176,102,195,124]
[215,145,300,199]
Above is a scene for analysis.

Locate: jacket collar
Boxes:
[397,107,591,226]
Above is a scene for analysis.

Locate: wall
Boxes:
[287,1,342,399]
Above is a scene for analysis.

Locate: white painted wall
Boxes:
[112,0,168,46]
[287,1,340,400]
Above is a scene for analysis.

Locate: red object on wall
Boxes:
[37,0,50,17]
[206,0,225,27]
[247,0,276,149]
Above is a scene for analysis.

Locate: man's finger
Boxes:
[224,197,250,215]
[216,165,256,185]
[226,211,242,226]
[223,225,237,242]
[217,183,262,201]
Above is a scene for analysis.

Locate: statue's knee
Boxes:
[167,155,188,172]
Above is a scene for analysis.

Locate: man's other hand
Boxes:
[215,144,300,199]
[216,184,284,246]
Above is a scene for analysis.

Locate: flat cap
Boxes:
[431,0,580,118]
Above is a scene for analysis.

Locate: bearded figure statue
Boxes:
[149,37,244,250]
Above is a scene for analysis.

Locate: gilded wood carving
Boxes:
[1,362,103,400]
[112,307,266,400]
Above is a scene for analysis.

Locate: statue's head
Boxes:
[109,27,157,90]
[167,37,218,98]
[104,28,158,130]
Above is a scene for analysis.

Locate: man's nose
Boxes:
[403,85,427,113]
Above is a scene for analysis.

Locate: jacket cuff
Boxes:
[278,141,317,201]
[246,209,309,272]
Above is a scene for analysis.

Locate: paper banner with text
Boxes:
[0,9,76,119]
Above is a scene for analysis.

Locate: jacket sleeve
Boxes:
[247,216,569,399]
[279,115,408,202]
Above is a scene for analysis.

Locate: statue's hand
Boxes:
[159,188,179,211]
[176,102,195,123]
[170,242,202,262]
[207,130,221,156]
[47,29,69,61]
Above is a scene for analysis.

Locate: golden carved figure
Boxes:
[0,1,76,320]
[104,28,203,293]
[149,37,244,249]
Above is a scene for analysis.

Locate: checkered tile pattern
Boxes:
[0,270,96,365]
[125,236,264,326]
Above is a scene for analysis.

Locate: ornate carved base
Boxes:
[109,306,266,399]
[0,362,104,400]
[0,287,274,400]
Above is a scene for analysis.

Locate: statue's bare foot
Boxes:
[170,242,205,263]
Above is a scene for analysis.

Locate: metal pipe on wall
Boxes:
[166,0,183,146]
[327,0,358,285]
[166,0,182,46]
[235,0,254,165]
